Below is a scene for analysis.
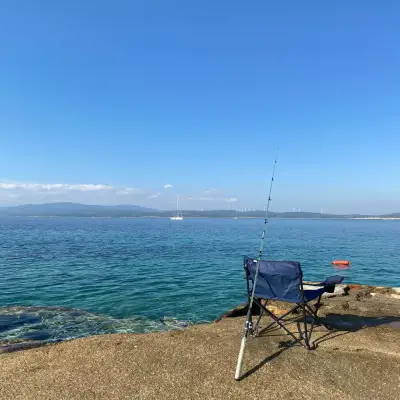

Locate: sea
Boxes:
[0,217,399,350]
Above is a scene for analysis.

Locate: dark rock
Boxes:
[355,289,372,301]
[214,302,260,322]
[0,314,41,333]
[22,330,53,341]
[342,301,350,310]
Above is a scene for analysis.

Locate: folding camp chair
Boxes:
[244,258,344,350]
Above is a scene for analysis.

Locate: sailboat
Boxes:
[170,197,183,220]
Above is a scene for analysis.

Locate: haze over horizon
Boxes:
[2,2,399,214]
[0,201,398,217]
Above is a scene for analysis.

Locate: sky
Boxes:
[1,1,399,213]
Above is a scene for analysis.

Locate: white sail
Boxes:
[170,197,183,220]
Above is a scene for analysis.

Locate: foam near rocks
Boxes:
[0,306,193,353]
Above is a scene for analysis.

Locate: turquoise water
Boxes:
[0,217,399,348]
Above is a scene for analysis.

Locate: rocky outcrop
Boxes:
[214,284,400,322]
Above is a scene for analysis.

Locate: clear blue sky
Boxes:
[1,1,399,213]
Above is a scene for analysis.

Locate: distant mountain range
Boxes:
[0,202,156,217]
[0,202,399,219]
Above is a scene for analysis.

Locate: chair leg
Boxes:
[299,296,329,350]
[249,296,330,350]
[251,299,330,351]
[258,304,301,335]
[252,300,265,337]
[304,301,331,332]
[301,304,311,349]
[253,300,306,348]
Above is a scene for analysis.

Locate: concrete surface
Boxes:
[1,289,399,400]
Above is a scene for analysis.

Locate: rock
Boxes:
[214,301,289,322]
[266,305,289,316]
[214,303,250,322]
[348,284,362,289]
[21,330,53,341]
[342,301,350,310]
[1,340,56,353]
[373,286,395,295]
[370,287,399,297]
[0,314,41,333]
[355,289,372,301]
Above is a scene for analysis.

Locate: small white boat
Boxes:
[170,197,183,220]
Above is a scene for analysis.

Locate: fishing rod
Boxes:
[234,153,278,381]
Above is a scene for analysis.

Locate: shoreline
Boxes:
[1,283,399,354]
[1,283,399,399]
[2,215,400,220]
[215,283,400,322]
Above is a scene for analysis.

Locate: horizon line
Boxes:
[0,202,398,216]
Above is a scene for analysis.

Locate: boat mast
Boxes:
[176,196,182,217]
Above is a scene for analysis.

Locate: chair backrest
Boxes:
[244,258,303,303]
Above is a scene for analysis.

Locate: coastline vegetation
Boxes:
[0,203,399,219]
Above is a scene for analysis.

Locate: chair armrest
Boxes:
[306,276,344,287]
[322,275,344,285]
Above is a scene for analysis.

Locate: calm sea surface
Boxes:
[0,217,399,348]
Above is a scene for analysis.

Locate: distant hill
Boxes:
[0,202,156,217]
[0,203,398,218]
[382,213,400,218]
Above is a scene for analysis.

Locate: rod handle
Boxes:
[234,336,247,380]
